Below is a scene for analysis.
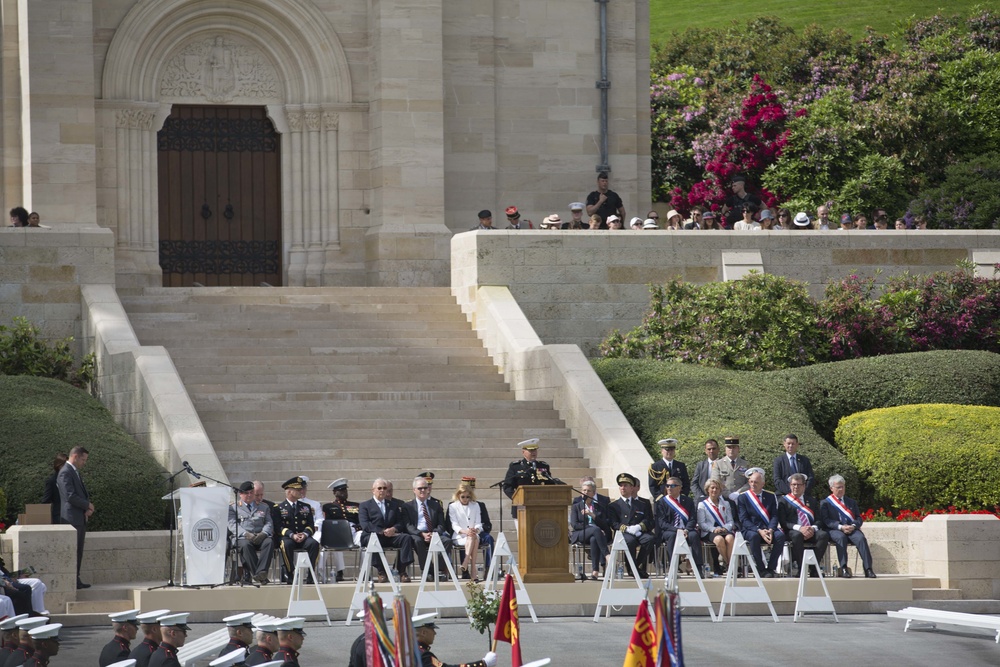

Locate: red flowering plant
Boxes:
[862,506,1000,522]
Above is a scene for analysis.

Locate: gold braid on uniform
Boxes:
[648,463,667,492]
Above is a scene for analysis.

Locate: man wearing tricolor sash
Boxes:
[819,474,876,579]
[655,476,703,573]
[777,473,829,576]
[736,468,785,577]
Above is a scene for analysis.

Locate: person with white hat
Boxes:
[6,616,47,666]
[414,612,498,667]
[567,202,586,229]
[663,210,683,230]
[244,620,280,666]
[218,613,254,660]
[791,211,812,230]
[641,218,659,230]
[128,609,169,667]
[100,609,139,666]
[501,438,556,518]
[148,613,190,667]
[322,478,361,582]
[539,213,563,230]
[0,615,28,663]
[273,618,306,666]
[21,624,60,667]
[629,216,643,230]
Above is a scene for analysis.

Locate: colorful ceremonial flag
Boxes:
[393,594,420,667]
[622,601,656,667]
[364,593,395,667]
[493,573,523,667]
[653,591,684,667]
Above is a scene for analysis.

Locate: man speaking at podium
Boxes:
[501,438,559,518]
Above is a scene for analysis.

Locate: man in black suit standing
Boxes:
[648,439,690,498]
[57,445,94,589]
[655,476,703,573]
[358,477,414,583]
[773,434,815,496]
[609,473,655,579]
[691,439,721,503]
[777,473,829,577]
[405,475,452,575]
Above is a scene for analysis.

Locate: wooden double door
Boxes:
[158,105,282,286]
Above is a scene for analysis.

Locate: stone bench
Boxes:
[887,607,1000,643]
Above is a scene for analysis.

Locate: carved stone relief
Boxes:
[159,35,280,103]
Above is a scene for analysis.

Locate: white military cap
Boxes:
[745,467,766,478]
[328,478,348,490]
[223,612,255,627]
[136,609,170,624]
[277,617,306,633]
[16,617,48,631]
[157,612,191,630]
[110,609,140,624]
[518,438,540,451]
[0,615,29,631]
[254,619,280,633]
[300,476,310,484]
[107,661,137,667]
[28,623,62,640]
[210,648,248,667]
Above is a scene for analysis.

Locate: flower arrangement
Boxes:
[861,506,1000,522]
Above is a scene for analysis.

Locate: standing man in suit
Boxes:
[609,473,655,579]
[773,433,815,496]
[276,476,320,584]
[777,473,829,577]
[358,478,414,583]
[737,468,786,578]
[655,476,703,573]
[57,445,94,589]
[405,475,453,575]
[819,474,876,579]
[648,439,690,498]
[691,439,721,503]
[502,438,555,518]
[711,436,750,503]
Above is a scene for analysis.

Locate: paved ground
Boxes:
[58,613,999,665]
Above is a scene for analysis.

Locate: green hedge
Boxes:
[836,404,1000,509]
[0,376,167,530]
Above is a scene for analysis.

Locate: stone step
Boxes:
[177,369,508,385]
[189,402,558,419]
[229,465,594,481]
[912,588,964,601]
[204,427,575,442]
[194,390,518,402]
[187,381,510,394]
[141,339,487,351]
[198,414,560,428]
[172,355,497,369]
[131,316,475,331]
[189,394,533,408]
[65,599,135,614]
[126,302,466,317]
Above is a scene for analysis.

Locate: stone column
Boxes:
[16,0,98,223]
[366,0,451,286]
[922,514,1000,599]
[5,525,78,613]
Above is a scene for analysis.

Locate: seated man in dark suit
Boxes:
[737,468,786,577]
[358,477,414,583]
[777,473,828,577]
[570,480,610,580]
[655,477,703,574]
[609,473,655,579]
[404,476,453,576]
[772,433,815,496]
[819,474,876,579]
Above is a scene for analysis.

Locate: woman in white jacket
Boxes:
[448,484,483,580]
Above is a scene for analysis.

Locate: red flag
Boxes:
[622,602,656,667]
[492,574,523,667]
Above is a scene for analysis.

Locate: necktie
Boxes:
[421,502,431,530]
[673,510,682,528]
[378,501,385,516]
[790,456,798,474]
[794,497,810,526]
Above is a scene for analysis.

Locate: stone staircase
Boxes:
[120,287,600,521]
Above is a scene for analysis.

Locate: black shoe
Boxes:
[636,569,649,580]
[865,568,877,579]
[463,567,473,581]
[76,580,91,589]
[808,566,820,578]
[335,570,345,583]
[762,570,775,578]
[840,566,853,579]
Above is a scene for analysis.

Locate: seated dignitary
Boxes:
[244,619,279,666]
[218,612,254,659]
[1,555,47,616]
[405,475,453,575]
[458,477,494,565]
[229,481,274,585]
[129,609,169,667]
[609,473,655,579]
[414,613,497,667]
[772,433,815,496]
[569,480,610,580]
[648,439,690,498]
[448,483,485,580]
[148,613,190,667]
[820,474,876,578]
[0,615,27,664]
[100,609,139,666]
[322,478,361,582]
[6,616,47,667]
[274,617,307,665]
[655,477,702,573]
[502,438,557,518]
[710,436,750,503]
[21,624,60,667]
[737,468,786,578]
[277,476,320,584]
[778,473,829,576]
[697,479,735,575]
[359,478,415,583]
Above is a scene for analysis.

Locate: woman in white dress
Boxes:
[697,478,736,574]
[448,484,483,581]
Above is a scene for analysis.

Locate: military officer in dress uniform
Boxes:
[501,438,556,518]
[218,613,254,659]
[129,609,169,667]
[100,609,139,666]
[243,620,279,666]
[414,613,497,667]
[148,613,190,667]
[322,478,361,582]
[273,617,306,666]
[5,616,47,667]
[609,473,655,579]
[229,481,275,585]
[710,436,751,502]
[0,615,28,664]
[277,477,320,584]
[21,624,60,667]
[648,439,690,498]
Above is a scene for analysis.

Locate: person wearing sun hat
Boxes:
[791,211,812,230]
[148,613,190,667]
[99,609,139,666]
[21,624,61,667]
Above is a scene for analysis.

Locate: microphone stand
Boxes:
[148,468,195,591]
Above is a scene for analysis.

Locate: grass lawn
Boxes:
[650,0,1000,43]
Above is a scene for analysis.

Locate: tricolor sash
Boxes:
[826,495,856,523]
[745,490,770,523]
[784,494,814,522]
[663,495,690,522]
[701,499,727,528]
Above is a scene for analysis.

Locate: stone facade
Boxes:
[1,0,650,288]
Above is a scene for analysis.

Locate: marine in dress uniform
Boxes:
[647,439,690,498]
[322,478,361,582]
[414,613,496,667]
[501,438,556,518]
[129,610,170,667]
[4,616,47,667]
[20,624,61,667]
[218,612,253,659]
[99,609,139,666]
[242,619,279,666]
[609,473,656,579]
[273,617,306,667]
[148,613,190,667]
[0,615,28,665]
[276,476,320,584]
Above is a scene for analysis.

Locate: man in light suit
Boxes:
[737,468,785,577]
[228,480,274,584]
[404,476,452,574]
[358,478,414,583]
[772,433,815,496]
[691,439,721,503]
[57,446,94,589]
[819,474,876,579]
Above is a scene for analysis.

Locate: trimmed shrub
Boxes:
[0,376,167,530]
[0,316,94,388]
[836,404,1000,509]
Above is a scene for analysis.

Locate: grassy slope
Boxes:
[651,1,1000,42]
